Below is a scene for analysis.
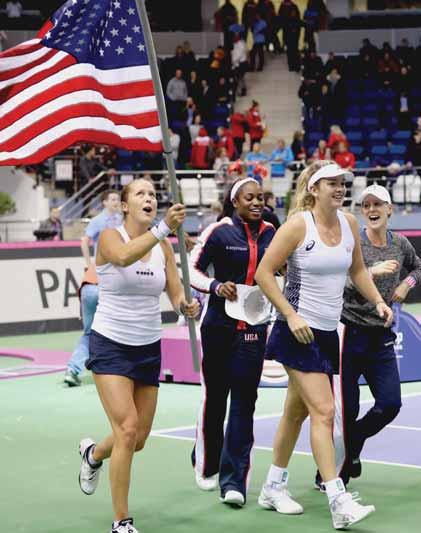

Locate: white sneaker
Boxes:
[195,472,218,491]
[258,483,304,514]
[221,490,245,507]
[330,492,375,530]
[111,518,138,533]
[79,438,102,495]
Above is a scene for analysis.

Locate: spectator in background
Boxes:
[270,138,294,176]
[324,51,342,76]
[303,50,324,81]
[231,33,248,97]
[215,127,235,160]
[216,76,230,104]
[198,79,216,121]
[247,100,265,150]
[327,124,347,152]
[182,97,197,126]
[396,37,414,68]
[191,128,214,169]
[170,46,185,74]
[291,130,307,161]
[377,51,399,88]
[359,38,378,61]
[189,114,203,144]
[304,0,329,52]
[6,1,23,18]
[166,69,188,117]
[262,191,281,229]
[326,68,346,126]
[245,142,269,176]
[257,0,279,53]
[311,139,331,161]
[214,147,231,174]
[298,78,320,120]
[250,12,267,71]
[182,41,197,73]
[216,0,239,49]
[334,141,355,169]
[279,0,302,72]
[79,145,109,187]
[36,207,63,241]
[396,65,413,94]
[230,111,247,157]
[187,70,201,103]
[169,129,181,165]
[396,90,412,130]
[405,131,421,169]
[242,0,258,40]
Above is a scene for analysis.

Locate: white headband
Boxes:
[307,163,353,191]
[230,178,259,202]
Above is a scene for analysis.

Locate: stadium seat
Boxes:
[180,178,200,206]
[199,178,219,206]
[347,105,361,117]
[391,130,411,142]
[390,144,406,156]
[350,145,364,157]
[345,117,361,129]
[368,130,388,145]
[362,117,379,130]
[347,131,363,143]
[392,175,421,204]
[370,145,388,156]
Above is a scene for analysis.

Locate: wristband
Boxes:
[404,275,416,289]
[150,219,171,241]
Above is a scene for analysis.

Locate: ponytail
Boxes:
[288,160,334,218]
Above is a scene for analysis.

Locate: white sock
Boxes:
[87,445,102,468]
[266,464,289,487]
[325,477,346,503]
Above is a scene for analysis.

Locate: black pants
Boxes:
[250,43,265,71]
[337,323,401,479]
[192,324,266,499]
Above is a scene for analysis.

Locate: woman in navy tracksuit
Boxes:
[189,177,275,507]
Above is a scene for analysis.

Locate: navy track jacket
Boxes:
[189,213,275,328]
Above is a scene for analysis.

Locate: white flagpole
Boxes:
[135,0,200,371]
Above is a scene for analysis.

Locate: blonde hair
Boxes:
[289,160,335,218]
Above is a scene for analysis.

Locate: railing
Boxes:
[0,219,41,243]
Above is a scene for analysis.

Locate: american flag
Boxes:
[0,0,163,166]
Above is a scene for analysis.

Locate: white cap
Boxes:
[359,184,392,204]
[307,163,353,191]
[225,284,272,326]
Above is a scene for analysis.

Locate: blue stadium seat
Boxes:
[378,88,396,102]
[348,90,363,103]
[214,104,230,119]
[346,131,363,143]
[369,130,387,142]
[347,105,361,117]
[361,103,378,116]
[391,130,411,142]
[345,117,361,130]
[363,91,378,102]
[355,159,369,169]
[362,117,379,131]
[390,144,407,156]
[350,145,364,156]
[308,131,324,143]
[370,145,388,156]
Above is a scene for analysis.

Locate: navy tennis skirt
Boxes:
[265,320,339,375]
[87,330,161,386]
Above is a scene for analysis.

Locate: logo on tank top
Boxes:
[136,268,154,276]
[305,240,316,251]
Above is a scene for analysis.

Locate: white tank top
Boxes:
[91,225,167,345]
[283,210,354,331]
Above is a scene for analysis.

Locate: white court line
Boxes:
[151,390,421,470]
[153,390,421,435]
[387,424,421,431]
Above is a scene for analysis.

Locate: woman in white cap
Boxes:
[254,161,393,529]
[330,183,421,487]
[188,177,275,507]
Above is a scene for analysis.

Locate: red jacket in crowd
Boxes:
[230,112,246,140]
[247,107,264,141]
[334,150,355,169]
[191,128,213,169]
[216,129,235,159]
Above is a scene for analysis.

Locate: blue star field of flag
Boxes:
[42,0,148,70]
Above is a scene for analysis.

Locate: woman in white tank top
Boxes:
[77,178,199,533]
[254,162,393,529]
